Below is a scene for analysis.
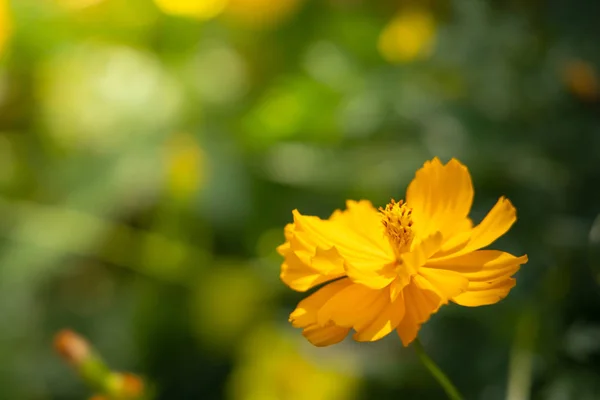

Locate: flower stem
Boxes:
[413,338,464,400]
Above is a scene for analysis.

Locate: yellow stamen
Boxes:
[380,199,414,259]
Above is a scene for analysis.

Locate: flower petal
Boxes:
[280,246,346,292]
[353,289,406,342]
[281,206,394,291]
[427,250,526,281]
[390,232,443,300]
[406,158,474,239]
[403,232,444,270]
[432,220,472,257]
[452,278,517,307]
[426,250,527,307]
[396,281,441,346]
[431,197,517,261]
[332,200,392,254]
[317,282,383,327]
[464,197,517,252]
[352,288,391,332]
[414,268,468,302]
[289,278,352,328]
[344,261,397,289]
[302,322,351,347]
[292,209,393,264]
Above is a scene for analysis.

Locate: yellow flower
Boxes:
[278,157,528,347]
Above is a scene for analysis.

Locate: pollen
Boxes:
[379,199,415,259]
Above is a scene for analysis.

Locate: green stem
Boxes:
[413,338,464,400]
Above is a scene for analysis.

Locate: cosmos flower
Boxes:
[278,157,528,347]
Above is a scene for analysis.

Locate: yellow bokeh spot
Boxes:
[228,325,360,400]
[154,0,228,20]
[191,266,268,353]
[164,132,206,200]
[225,0,303,28]
[0,0,12,56]
[378,9,437,64]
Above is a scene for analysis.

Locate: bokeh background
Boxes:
[1,0,599,399]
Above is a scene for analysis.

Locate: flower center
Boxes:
[380,199,414,259]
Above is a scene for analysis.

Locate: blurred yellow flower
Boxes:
[164,132,206,199]
[279,157,528,347]
[228,325,359,400]
[191,264,269,352]
[378,9,436,64]
[225,0,304,28]
[154,0,228,20]
[0,0,12,55]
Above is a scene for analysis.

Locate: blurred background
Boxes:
[0,0,599,399]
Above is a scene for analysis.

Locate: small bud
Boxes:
[121,373,145,397]
[54,329,90,366]
[564,59,599,101]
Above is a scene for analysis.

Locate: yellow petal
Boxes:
[389,278,405,303]
[276,224,296,255]
[280,249,345,292]
[302,322,351,347]
[282,207,394,291]
[396,313,420,347]
[396,281,441,346]
[465,197,517,251]
[351,288,391,333]
[431,197,517,261]
[317,283,383,327]
[276,241,290,255]
[344,261,396,289]
[414,268,468,302]
[333,200,392,254]
[406,158,474,239]
[279,221,347,292]
[403,232,443,269]
[311,247,348,274]
[390,232,443,300]
[427,250,527,307]
[292,209,394,266]
[427,250,527,281]
[353,289,405,342]
[433,219,472,257]
[289,278,352,328]
[452,278,516,307]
